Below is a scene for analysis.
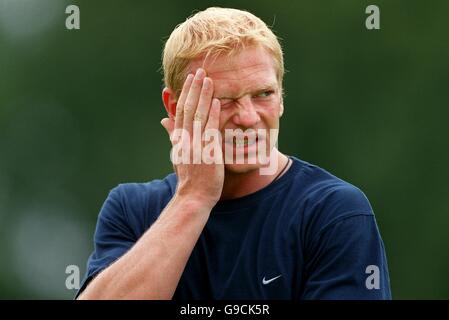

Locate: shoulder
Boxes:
[100,173,177,235]
[288,157,375,235]
[111,173,177,208]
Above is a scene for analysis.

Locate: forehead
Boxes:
[186,46,278,95]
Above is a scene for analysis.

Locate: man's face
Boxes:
[186,46,284,174]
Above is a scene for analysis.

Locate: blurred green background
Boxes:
[0,0,448,299]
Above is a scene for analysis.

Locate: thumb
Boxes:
[160,117,175,138]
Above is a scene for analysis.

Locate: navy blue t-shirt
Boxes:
[78,156,391,299]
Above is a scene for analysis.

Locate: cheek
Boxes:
[218,110,233,131]
[259,102,282,120]
[266,104,280,115]
[262,113,281,131]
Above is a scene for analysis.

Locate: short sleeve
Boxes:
[75,186,137,298]
[301,214,391,299]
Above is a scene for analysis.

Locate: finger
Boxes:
[205,98,221,131]
[194,77,214,132]
[160,117,175,141]
[183,68,206,133]
[174,73,194,131]
[204,99,222,162]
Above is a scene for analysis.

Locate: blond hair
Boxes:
[162,7,284,97]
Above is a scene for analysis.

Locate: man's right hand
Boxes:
[79,72,223,298]
[161,68,224,208]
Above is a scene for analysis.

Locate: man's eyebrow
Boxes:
[216,83,278,100]
[252,84,278,93]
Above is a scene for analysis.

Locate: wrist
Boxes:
[173,191,218,212]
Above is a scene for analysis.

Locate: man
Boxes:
[77,7,391,299]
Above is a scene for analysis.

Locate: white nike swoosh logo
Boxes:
[262,274,282,285]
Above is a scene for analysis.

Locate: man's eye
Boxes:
[255,90,274,98]
[219,98,233,107]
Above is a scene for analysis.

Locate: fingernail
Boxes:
[196,68,205,78]
[203,77,210,89]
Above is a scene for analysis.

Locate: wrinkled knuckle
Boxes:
[194,113,203,122]
[184,104,195,113]
[202,85,212,94]
[191,81,201,89]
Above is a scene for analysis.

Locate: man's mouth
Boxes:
[232,136,258,147]
[224,136,260,147]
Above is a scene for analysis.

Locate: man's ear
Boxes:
[162,87,177,118]
[279,98,284,117]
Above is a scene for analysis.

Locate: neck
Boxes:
[220,150,289,200]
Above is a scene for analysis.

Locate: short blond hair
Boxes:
[162,7,284,98]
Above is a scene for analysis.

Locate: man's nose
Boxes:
[232,97,261,127]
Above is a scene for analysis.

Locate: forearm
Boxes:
[78,195,212,300]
